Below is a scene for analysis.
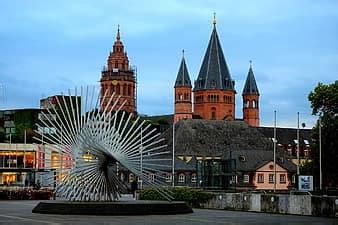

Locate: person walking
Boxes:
[131,179,138,200]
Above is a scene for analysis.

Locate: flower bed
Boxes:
[0,189,53,200]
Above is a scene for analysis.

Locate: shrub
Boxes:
[139,187,214,207]
[0,189,53,200]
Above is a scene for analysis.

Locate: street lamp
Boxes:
[319,116,322,191]
[139,127,143,190]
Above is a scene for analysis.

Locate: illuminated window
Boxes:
[149,173,155,182]
[129,173,134,183]
[191,173,197,183]
[243,174,249,183]
[165,173,172,183]
[178,173,185,183]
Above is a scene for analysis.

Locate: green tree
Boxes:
[308,81,338,188]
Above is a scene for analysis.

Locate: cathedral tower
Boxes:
[193,15,236,120]
[174,51,192,122]
[100,26,136,113]
[242,61,260,127]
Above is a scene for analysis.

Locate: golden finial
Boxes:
[213,12,216,27]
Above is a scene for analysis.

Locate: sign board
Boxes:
[298,175,313,191]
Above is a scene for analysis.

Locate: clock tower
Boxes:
[100,26,136,114]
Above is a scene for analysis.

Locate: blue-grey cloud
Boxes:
[1,0,338,128]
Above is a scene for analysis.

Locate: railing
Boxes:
[0,143,36,151]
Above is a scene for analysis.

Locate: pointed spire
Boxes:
[117,24,120,40]
[213,12,216,28]
[242,61,259,95]
[194,16,234,91]
[174,50,192,88]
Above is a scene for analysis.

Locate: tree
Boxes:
[308,81,338,188]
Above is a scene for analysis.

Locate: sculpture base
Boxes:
[32,200,193,215]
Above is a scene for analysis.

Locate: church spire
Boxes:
[174,50,192,88]
[194,14,234,91]
[242,60,260,127]
[117,24,120,41]
[242,61,259,95]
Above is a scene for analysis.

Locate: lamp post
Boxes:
[297,112,300,176]
[273,110,277,192]
[172,122,175,187]
[140,127,143,190]
[319,116,322,191]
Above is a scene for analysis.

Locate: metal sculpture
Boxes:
[35,86,171,201]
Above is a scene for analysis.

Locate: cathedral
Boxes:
[97,18,312,190]
[174,16,260,127]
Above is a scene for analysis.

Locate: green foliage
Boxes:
[307,81,338,187]
[156,118,169,125]
[308,81,338,116]
[139,188,214,207]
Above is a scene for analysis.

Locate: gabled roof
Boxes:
[194,24,234,91]
[242,64,259,95]
[174,55,192,88]
[254,159,296,172]
[162,119,273,156]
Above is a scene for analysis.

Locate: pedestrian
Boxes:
[131,179,138,200]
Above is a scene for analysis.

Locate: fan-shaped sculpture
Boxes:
[35,86,172,201]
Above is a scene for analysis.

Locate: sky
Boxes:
[0,0,337,128]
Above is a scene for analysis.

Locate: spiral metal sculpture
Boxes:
[35,86,172,201]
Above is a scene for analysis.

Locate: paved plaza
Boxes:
[0,200,337,225]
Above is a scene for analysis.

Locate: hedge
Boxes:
[0,189,53,200]
[139,187,214,207]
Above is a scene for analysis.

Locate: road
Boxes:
[0,200,337,225]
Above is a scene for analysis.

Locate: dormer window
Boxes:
[239,155,246,162]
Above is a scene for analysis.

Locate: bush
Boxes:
[0,189,53,200]
[139,188,214,207]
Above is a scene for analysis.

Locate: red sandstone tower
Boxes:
[100,27,136,114]
[174,51,192,122]
[193,15,236,120]
[242,61,260,127]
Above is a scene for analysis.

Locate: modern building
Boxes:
[100,27,137,114]
[0,108,40,143]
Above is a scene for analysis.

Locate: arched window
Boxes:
[252,100,256,108]
[129,173,134,183]
[114,60,118,68]
[191,173,197,183]
[211,107,216,120]
[244,100,249,108]
[165,173,172,183]
[123,84,127,95]
[116,84,120,95]
[179,93,183,100]
[110,85,114,95]
[178,173,185,183]
[128,85,131,96]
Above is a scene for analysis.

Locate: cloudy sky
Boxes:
[1,0,337,128]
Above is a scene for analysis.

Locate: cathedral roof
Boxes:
[242,63,259,95]
[194,20,234,91]
[174,52,192,88]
